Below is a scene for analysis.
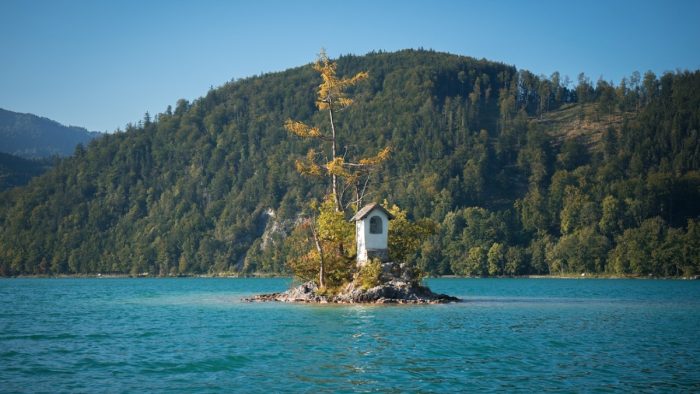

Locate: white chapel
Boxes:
[350,203,394,266]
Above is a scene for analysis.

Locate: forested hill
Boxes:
[0,152,52,191]
[0,108,101,158]
[1,49,699,277]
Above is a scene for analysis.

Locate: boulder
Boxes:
[245,281,329,303]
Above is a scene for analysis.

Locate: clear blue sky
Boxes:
[1,0,699,132]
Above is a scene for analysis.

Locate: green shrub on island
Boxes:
[357,259,382,290]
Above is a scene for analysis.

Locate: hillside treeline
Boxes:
[0,50,698,277]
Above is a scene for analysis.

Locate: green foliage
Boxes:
[386,202,436,263]
[465,246,488,277]
[316,197,354,250]
[559,186,598,235]
[283,219,318,283]
[550,227,610,274]
[608,217,697,277]
[0,152,52,191]
[599,195,624,237]
[316,195,355,288]
[284,195,354,288]
[357,258,382,289]
[487,242,505,276]
[681,220,700,276]
[504,246,527,276]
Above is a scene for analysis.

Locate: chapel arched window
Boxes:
[369,216,382,234]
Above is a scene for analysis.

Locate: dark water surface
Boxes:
[1,278,699,392]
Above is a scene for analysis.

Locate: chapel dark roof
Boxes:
[350,202,394,221]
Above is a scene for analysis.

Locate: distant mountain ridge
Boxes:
[0,108,101,158]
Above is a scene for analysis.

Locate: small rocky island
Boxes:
[247,262,459,304]
[246,203,459,304]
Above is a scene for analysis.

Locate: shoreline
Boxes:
[2,273,698,280]
[1,272,288,279]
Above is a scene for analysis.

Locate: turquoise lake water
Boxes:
[1,278,699,392]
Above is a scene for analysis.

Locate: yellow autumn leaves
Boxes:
[293,148,392,181]
[313,49,368,111]
[283,120,321,139]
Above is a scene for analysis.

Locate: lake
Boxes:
[1,278,699,392]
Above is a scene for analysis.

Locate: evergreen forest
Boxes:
[1,49,699,277]
[0,153,52,192]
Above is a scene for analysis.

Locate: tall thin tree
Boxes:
[284,49,390,212]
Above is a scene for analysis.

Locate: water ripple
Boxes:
[1,278,699,392]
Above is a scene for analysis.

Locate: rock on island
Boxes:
[245,262,460,304]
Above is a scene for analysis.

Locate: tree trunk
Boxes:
[328,105,342,212]
[310,221,325,288]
